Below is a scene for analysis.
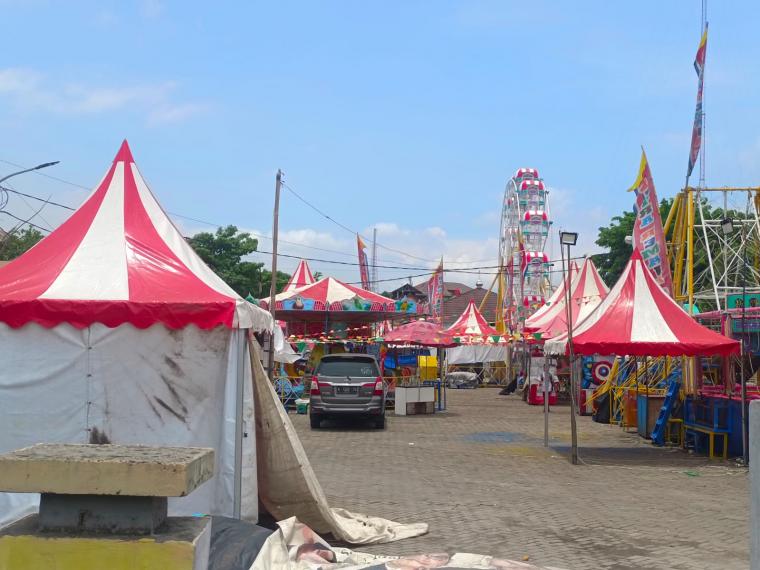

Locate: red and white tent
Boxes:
[0,141,271,527]
[544,250,739,356]
[0,140,272,331]
[526,258,609,338]
[445,300,501,341]
[261,276,397,312]
[525,261,578,329]
[284,259,316,292]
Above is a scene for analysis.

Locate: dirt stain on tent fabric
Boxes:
[88,427,111,444]
[160,373,189,415]
[154,397,187,424]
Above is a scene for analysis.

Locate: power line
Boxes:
[0,159,504,267]
[251,247,589,273]
[0,211,52,233]
[281,180,486,264]
[0,181,501,268]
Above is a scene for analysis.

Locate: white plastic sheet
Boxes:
[250,340,428,545]
[446,345,508,364]
[0,323,256,527]
[252,517,566,569]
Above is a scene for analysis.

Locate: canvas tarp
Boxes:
[250,339,428,545]
[446,345,508,365]
[251,516,566,569]
[0,323,256,527]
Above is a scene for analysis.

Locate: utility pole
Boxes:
[266,170,282,381]
[371,227,378,291]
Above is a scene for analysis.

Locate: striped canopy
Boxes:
[445,300,501,340]
[284,259,316,292]
[0,140,273,331]
[525,261,578,329]
[544,250,739,356]
[526,258,608,338]
[260,276,397,312]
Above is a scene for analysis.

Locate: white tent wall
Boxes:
[446,345,508,365]
[0,323,256,527]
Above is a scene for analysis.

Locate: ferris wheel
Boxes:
[497,168,552,332]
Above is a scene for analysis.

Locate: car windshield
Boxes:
[318,359,378,377]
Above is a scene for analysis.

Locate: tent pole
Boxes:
[233,329,247,519]
[266,170,282,380]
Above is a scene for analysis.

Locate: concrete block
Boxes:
[38,494,168,535]
[751,401,759,569]
[0,514,210,570]
[0,444,214,497]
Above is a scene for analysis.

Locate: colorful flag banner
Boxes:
[687,24,708,180]
[356,234,371,290]
[427,260,444,323]
[629,149,673,295]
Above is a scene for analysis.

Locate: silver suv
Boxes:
[309,354,386,429]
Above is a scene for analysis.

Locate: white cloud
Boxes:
[148,102,208,126]
[140,0,164,19]
[548,186,606,258]
[239,221,501,290]
[0,67,204,126]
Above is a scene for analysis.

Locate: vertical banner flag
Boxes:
[427,260,444,323]
[357,234,371,290]
[687,24,708,179]
[629,149,673,295]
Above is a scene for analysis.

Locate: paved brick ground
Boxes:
[292,388,749,569]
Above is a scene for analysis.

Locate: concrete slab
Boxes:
[0,444,214,497]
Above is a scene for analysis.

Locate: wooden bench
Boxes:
[683,422,728,460]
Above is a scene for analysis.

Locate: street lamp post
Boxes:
[560,230,579,465]
[0,161,59,185]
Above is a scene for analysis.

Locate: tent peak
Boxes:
[114,139,135,164]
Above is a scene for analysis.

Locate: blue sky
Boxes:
[1,1,759,288]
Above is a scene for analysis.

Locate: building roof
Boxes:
[388,283,427,301]
[442,285,497,327]
[413,280,472,298]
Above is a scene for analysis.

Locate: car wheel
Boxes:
[374,414,386,430]
[310,414,322,429]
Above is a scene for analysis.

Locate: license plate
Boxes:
[336,386,357,394]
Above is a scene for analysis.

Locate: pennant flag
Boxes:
[687,24,708,180]
[629,149,673,295]
[356,234,371,290]
[427,259,444,324]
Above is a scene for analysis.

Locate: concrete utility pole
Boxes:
[266,170,282,380]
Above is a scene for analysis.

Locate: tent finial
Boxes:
[114,139,134,164]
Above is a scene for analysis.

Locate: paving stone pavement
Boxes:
[292,388,749,570]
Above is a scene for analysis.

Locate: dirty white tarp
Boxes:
[252,516,566,570]
[250,339,428,545]
[446,345,508,365]
[0,322,256,527]
[274,324,302,364]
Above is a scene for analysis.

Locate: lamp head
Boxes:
[560,231,578,246]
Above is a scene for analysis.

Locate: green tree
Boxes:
[593,198,672,287]
[0,227,45,260]
[187,225,290,298]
